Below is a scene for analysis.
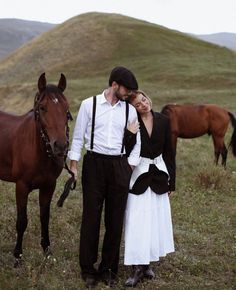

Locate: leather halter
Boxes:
[34,91,73,160]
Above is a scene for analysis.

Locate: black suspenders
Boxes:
[90,96,129,154]
[90,96,97,151]
[121,101,129,154]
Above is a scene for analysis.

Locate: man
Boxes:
[68,66,141,288]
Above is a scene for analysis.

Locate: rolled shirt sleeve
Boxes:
[68,100,88,161]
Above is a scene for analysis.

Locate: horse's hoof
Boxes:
[44,246,52,258]
[14,254,23,268]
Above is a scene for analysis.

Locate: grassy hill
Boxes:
[0,13,236,289]
[0,12,236,113]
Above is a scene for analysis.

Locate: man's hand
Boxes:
[70,160,78,180]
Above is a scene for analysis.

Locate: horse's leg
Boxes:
[14,181,29,266]
[221,143,228,168]
[39,183,55,257]
[212,134,224,166]
[214,150,220,166]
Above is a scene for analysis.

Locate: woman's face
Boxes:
[131,93,151,114]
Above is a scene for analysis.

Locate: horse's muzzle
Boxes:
[53,140,68,157]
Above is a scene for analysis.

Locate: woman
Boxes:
[124,90,176,287]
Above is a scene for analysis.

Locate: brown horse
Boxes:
[161,103,236,167]
[0,73,72,266]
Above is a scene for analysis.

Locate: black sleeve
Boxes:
[163,117,176,191]
[124,128,137,156]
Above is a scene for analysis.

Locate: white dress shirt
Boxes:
[68,91,141,166]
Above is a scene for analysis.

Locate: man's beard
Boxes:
[114,90,126,102]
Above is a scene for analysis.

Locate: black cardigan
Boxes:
[125,111,176,195]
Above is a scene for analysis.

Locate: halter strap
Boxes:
[90,96,129,154]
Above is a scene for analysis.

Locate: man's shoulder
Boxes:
[81,96,94,105]
[128,103,137,114]
[80,94,99,108]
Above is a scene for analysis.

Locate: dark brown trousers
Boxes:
[79,151,132,276]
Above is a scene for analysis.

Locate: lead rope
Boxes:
[57,112,76,207]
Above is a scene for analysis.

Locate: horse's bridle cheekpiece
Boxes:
[34,91,73,160]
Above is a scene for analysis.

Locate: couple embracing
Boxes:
[68,66,175,288]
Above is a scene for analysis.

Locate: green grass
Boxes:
[0,121,235,290]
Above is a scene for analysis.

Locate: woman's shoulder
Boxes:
[153,111,170,122]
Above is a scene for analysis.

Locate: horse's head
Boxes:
[34,73,73,159]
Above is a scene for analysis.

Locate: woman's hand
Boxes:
[130,165,135,171]
[127,121,139,134]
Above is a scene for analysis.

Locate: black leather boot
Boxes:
[125,265,144,287]
[143,265,155,279]
[100,269,117,288]
[81,273,97,288]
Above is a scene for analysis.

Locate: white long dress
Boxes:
[124,156,175,265]
[124,112,175,265]
[124,188,174,265]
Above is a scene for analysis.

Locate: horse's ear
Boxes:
[58,73,66,92]
[38,73,46,93]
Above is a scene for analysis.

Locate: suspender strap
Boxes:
[90,96,129,154]
[121,101,129,154]
[90,95,96,151]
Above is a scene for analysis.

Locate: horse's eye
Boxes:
[39,106,47,112]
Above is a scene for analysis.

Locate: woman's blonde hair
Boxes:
[129,90,152,109]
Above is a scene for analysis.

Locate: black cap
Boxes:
[109,66,138,90]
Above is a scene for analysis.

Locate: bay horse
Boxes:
[0,73,73,266]
[161,103,236,167]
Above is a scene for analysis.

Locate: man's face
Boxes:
[114,85,133,101]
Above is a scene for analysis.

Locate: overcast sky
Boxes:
[0,0,235,34]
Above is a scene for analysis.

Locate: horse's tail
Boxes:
[228,112,236,156]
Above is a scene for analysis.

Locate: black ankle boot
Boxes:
[143,265,155,279]
[125,265,144,287]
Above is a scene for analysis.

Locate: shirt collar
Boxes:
[99,92,107,104]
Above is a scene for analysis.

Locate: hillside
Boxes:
[0,19,56,59]
[0,12,236,113]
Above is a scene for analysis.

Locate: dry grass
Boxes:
[0,124,236,290]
